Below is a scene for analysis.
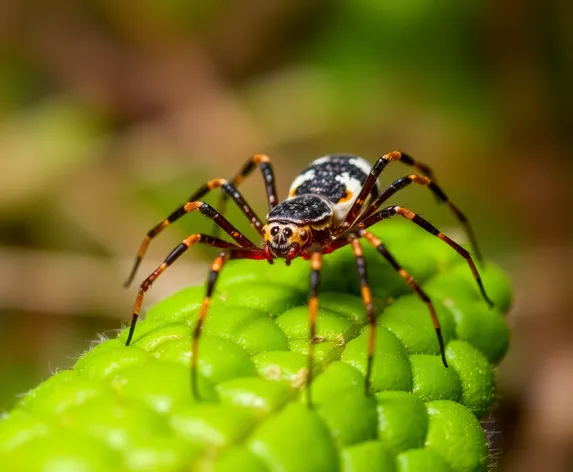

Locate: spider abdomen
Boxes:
[288,154,380,222]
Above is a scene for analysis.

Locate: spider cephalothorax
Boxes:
[263,194,333,262]
[124,152,493,403]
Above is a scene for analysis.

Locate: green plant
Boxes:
[0,221,511,472]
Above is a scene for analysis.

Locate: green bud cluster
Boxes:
[0,221,511,472]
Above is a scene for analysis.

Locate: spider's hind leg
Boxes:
[356,174,484,262]
[338,151,437,234]
[358,206,494,308]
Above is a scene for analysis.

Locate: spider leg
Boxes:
[338,151,436,233]
[322,237,352,254]
[357,205,494,308]
[188,178,265,234]
[124,199,258,288]
[214,154,278,237]
[358,229,448,368]
[125,234,242,346]
[305,250,322,407]
[347,235,377,392]
[356,174,483,261]
[191,247,268,398]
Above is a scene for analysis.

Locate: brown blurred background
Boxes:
[0,1,572,471]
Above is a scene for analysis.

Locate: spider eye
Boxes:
[283,228,293,238]
[300,230,308,240]
[271,226,280,236]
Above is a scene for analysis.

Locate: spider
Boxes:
[123,152,493,401]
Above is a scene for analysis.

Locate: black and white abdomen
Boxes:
[287,154,380,222]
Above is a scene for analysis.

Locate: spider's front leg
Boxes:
[125,234,239,346]
[305,251,323,407]
[191,248,268,398]
[326,229,448,388]
[124,178,263,287]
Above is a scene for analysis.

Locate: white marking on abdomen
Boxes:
[332,175,364,222]
[287,169,316,199]
[348,157,372,175]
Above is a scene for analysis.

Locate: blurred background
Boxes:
[0,1,572,470]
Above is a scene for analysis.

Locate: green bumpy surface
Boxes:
[0,221,511,472]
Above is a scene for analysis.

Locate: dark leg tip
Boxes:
[364,378,371,396]
[477,280,495,310]
[123,271,136,288]
[126,315,138,346]
[364,358,374,396]
[305,391,313,409]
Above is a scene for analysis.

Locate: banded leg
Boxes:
[191,248,268,398]
[357,205,494,308]
[187,178,265,233]
[338,151,436,233]
[356,174,483,261]
[125,234,240,346]
[348,236,377,391]
[306,251,323,406]
[322,237,352,255]
[358,229,448,367]
[214,154,279,237]
[124,200,257,287]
